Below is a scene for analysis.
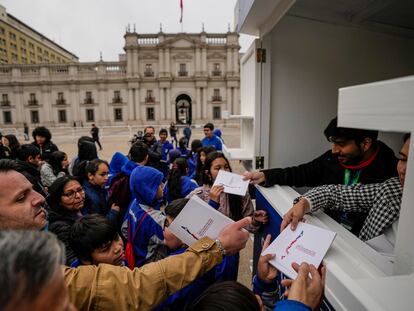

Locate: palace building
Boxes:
[0,26,240,127]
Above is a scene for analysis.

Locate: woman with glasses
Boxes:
[47,176,87,265]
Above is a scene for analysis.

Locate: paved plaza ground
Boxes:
[28,124,254,288]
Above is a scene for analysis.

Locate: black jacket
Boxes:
[31,140,58,161]
[262,141,398,187]
[47,207,80,265]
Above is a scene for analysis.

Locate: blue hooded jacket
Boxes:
[123,165,166,267]
[164,176,198,203]
[107,152,128,187]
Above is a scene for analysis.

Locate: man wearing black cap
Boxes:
[244,117,398,234]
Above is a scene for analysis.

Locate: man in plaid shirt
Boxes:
[281,134,410,244]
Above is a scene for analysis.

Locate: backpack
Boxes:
[108,172,131,213]
[125,212,148,269]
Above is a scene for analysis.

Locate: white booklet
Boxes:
[262,222,336,279]
[212,170,250,196]
[168,196,234,246]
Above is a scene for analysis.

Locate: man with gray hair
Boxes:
[0,230,76,311]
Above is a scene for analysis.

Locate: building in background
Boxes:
[0,26,240,127]
[0,5,78,65]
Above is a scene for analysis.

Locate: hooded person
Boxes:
[213,128,224,144]
[121,165,167,267]
[70,136,98,182]
[107,152,128,187]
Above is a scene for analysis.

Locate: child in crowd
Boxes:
[154,199,238,310]
[69,214,126,267]
[169,122,178,147]
[164,158,198,203]
[201,123,222,151]
[122,165,167,267]
[40,150,69,187]
[83,159,119,221]
[2,134,20,159]
[107,151,128,187]
[154,128,174,177]
[176,137,190,157]
[187,139,202,179]
[213,128,224,145]
[189,151,267,232]
[194,146,216,185]
[70,136,98,179]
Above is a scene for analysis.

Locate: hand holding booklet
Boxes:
[212,170,249,196]
[262,222,336,279]
[168,196,234,246]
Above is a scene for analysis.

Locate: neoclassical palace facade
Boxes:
[0,30,240,127]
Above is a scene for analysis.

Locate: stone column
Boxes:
[134,88,141,121]
[13,90,23,124]
[164,48,170,74]
[98,85,107,123]
[128,89,134,121]
[233,49,238,74]
[202,87,208,119]
[166,88,172,120]
[226,48,232,75]
[195,48,201,73]
[158,48,164,75]
[233,87,240,115]
[70,87,80,123]
[159,88,165,121]
[41,87,52,126]
[132,49,139,76]
[227,87,232,114]
[126,49,133,77]
[196,87,201,120]
[201,48,207,72]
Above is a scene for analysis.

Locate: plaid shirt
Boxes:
[296,177,403,241]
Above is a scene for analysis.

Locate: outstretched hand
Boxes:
[257,234,278,283]
[218,217,251,255]
[242,171,266,185]
[280,198,310,231]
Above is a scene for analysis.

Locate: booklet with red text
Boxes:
[168,196,234,246]
[262,222,336,279]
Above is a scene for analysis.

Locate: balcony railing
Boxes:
[84,98,94,104]
[178,71,188,77]
[212,96,222,102]
[145,96,155,103]
[28,99,38,106]
[0,100,10,106]
[112,97,123,104]
[144,71,154,77]
[56,99,66,105]
[212,70,222,76]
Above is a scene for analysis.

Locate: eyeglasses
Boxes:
[62,187,84,199]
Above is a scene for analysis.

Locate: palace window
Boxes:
[145,90,155,103]
[86,109,94,122]
[113,91,122,103]
[213,106,221,120]
[28,93,38,106]
[178,63,188,76]
[144,64,154,77]
[212,89,222,101]
[114,108,123,121]
[84,92,94,104]
[58,110,67,123]
[146,107,155,121]
[3,111,12,124]
[212,63,221,76]
[56,92,66,105]
[1,94,10,106]
[31,110,39,123]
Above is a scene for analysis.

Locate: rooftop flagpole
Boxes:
[180,0,184,32]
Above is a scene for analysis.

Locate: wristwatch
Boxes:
[214,239,226,257]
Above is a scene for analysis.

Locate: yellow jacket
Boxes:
[64,237,222,311]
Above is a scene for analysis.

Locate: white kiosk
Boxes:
[234,1,414,309]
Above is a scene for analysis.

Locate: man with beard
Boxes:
[244,117,398,234]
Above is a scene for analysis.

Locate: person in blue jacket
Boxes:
[176,137,190,157]
[154,198,238,311]
[213,128,224,144]
[82,159,119,222]
[164,157,198,203]
[187,139,202,179]
[201,122,222,151]
[153,128,174,177]
[183,125,192,147]
[107,151,128,187]
[122,165,167,267]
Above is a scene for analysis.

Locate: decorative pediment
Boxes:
[172,53,193,60]
[207,52,227,60]
[140,54,159,60]
[164,34,199,48]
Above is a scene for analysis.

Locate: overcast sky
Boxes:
[1,0,256,61]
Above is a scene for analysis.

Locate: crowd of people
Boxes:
[1,117,407,310]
